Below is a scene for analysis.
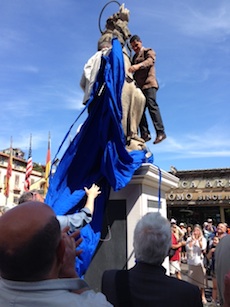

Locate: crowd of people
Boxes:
[169,217,230,306]
[1,188,230,306]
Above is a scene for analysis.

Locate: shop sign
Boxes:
[167,193,230,201]
[179,179,230,189]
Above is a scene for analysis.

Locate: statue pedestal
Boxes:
[110,163,179,269]
[85,163,179,290]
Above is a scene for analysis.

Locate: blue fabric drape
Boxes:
[45,38,153,277]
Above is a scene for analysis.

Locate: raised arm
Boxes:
[84,183,101,215]
[57,184,101,232]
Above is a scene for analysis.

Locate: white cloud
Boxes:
[20,65,40,73]
[65,93,84,111]
[151,126,230,160]
[183,5,230,37]
[140,1,230,42]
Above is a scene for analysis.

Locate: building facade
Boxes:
[0,149,44,211]
[166,168,230,226]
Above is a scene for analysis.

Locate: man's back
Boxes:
[102,262,202,307]
[0,278,111,307]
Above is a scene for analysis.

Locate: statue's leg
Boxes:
[121,82,130,139]
[129,86,146,141]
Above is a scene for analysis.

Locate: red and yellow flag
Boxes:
[44,132,51,196]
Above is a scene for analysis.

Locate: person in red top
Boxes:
[170,223,186,279]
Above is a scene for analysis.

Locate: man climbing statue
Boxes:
[129,34,167,145]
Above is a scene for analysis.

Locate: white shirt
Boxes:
[0,277,112,307]
[80,48,111,104]
[57,208,92,232]
[186,236,207,266]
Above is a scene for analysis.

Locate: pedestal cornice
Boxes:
[131,163,179,192]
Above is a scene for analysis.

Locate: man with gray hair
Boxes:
[102,212,202,307]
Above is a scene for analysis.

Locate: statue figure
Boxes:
[98,3,147,151]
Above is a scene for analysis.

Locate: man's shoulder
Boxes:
[168,276,200,293]
[164,277,202,306]
[216,234,230,256]
[142,47,155,54]
[141,48,156,60]
[143,47,153,51]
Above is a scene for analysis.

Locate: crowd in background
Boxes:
[169,217,230,306]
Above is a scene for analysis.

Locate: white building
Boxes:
[0,148,44,211]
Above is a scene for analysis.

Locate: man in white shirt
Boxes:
[80,41,111,106]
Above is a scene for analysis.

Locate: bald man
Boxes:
[0,201,112,306]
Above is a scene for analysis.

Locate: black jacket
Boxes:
[102,262,203,307]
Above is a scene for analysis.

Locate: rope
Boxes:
[50,102,89,170]
[156,165,162,211]
[100,211,112,242]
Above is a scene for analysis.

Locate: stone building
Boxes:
[0,149,44,211]
[166,168,230,226]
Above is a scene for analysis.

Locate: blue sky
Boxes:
[1,0,230,172]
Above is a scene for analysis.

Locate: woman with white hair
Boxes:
[186,224,207,304]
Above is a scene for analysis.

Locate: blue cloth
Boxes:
[45,38,153,277]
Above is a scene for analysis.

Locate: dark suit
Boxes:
[102,262,202,307]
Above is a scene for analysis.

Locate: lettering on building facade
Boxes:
[167,193,230,201]
[179,179,230,189]
[166,175,230,205]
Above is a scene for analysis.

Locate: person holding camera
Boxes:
[186,224,207,304]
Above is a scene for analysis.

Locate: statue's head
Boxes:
[97,37,112,51]
[99,4,131,48]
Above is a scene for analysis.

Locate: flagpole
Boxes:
[24,134,33,191]
[4,137,13,206]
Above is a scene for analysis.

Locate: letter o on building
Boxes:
[186,193,193,200]
[168,194,175,201]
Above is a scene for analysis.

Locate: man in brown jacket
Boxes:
[129,35,166,144]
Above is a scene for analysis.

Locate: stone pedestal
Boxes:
[109,163,179,269]
[85,163,179,290]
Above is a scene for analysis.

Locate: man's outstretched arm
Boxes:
[57,184,101,231]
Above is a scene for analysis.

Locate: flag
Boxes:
[4,140,13,198]
[44,132,51,195]
[24,134,33,191]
